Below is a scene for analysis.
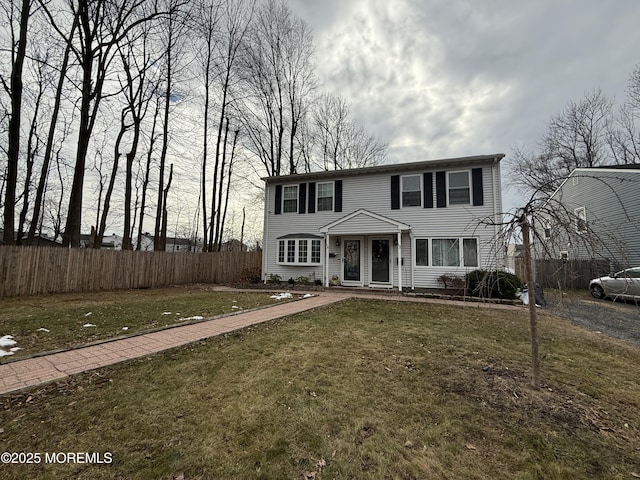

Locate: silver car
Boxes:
[589,267,640,302]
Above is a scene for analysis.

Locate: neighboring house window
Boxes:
[283,185,298,213]
[575,207,587,233]
[402,175,421,207]
[448,171,470,205]
[277,238,323,265]
[415,239,429,266]
[430,238,478,267]
[317,182,334,211]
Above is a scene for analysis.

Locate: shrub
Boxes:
[234,267,262,284]
[268,274,282,284]
[466,269,521,299]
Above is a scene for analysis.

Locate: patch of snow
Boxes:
[270,293,293,300]
[231,306,242,309]
[83,323,96,328]
[84,312,92,317]
[0,335,19,357]
[122,327,129,331]
[162,312,172,315]
[178,316,204,322]
[0,335,17,347]
[302,294,314,298]
[37,328,50,333]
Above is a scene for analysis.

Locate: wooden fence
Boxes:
[515,258,610,290]
[0,246,262,298]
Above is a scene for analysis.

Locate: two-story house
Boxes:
[262,154,505,290]
[538,166,640,270]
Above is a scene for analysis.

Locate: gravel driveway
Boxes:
[544,292,640,345]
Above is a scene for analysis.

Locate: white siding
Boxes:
[538,169,640,269]
[264,161,502,288]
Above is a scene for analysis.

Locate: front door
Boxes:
[343,239,362,284]
[370,238,391,285]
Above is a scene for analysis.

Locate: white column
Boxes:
[325,234,331,287]
[397,231,402,292]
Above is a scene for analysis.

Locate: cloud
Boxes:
[290,0,640,209]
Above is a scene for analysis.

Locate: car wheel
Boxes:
[590,284,605,299]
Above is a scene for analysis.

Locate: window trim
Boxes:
[282,185,298,213]
[277,238,323,265]
[414,237,479,268]
[401,174,422,208]
[574,206,587,234]
[447,170,471,206]
[415,238,429,266]
[316,181,334,212]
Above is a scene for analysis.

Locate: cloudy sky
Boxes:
[288,0,640,210]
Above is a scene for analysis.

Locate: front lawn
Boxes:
[1,298,639,479]
[0,286,289,360]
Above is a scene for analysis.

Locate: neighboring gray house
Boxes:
[262,154,505,290]
[538,166,640,270]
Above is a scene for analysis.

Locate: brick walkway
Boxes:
[0,290,520,396]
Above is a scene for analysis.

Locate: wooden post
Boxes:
[520,215,541,389]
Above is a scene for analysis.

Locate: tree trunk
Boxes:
[28,14,77,243]
[520,216,541,389]
[4,0,31,245]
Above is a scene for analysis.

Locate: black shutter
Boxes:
[436,171,446,208]
[308,182,316,213]
[472,168,484,206]
[275,185,282,214]
[335,180,343,212]
[299,183,306,214]
[423,172,433,208]
[391,175,400,210]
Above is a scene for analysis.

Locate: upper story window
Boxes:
[402,175,421,207]
[317,182,334,212]
[283,185,298,213]
[448,171,470,205]
[575,207,587,233]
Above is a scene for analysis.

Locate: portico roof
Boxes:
[319,209,411,235]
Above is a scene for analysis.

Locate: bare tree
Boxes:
[27,9,79,243]
[153,0,190,251]
[15,54,47,244]
[1,0,33,244]
[39,0,165,247]
[207,0,253,251]
[238,0,315,177]
[311,93,386,171]
[509,89,614,196]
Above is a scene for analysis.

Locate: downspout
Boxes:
[492,157,501,268]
